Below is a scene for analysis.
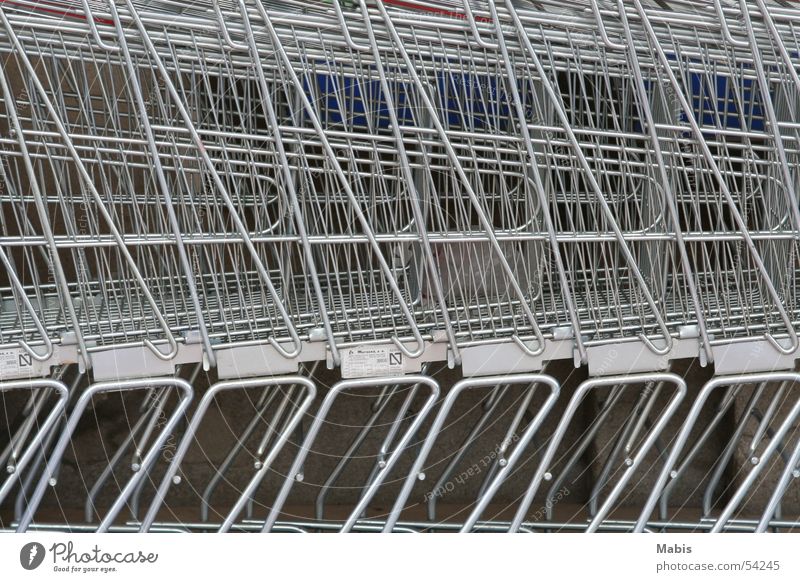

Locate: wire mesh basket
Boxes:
[2,0,800,534]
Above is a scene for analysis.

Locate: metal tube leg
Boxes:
[703,385,767,517]
[84,403,156,523]
[140,377,315,532]
[200,388,279,522]
[0,380,69,507]
[428,385,507,521]
[377,375,559,534]
[316,387,399,521]
[756,438,800,532]
[635,374,800,533]
[545,385,626,521]
[246,387,300,519]
[657,385,741,520]
[14,372,85,521]
[262,376,438,533]
[711,387,800,532]
[17,379,193,533]
[509,374,684,533]
[588,384,657,517]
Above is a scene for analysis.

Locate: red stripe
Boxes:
[0,0,114,25]
[382,0,492,23]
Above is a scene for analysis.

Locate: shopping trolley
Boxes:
[2,0,800,533]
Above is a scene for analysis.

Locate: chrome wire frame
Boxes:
[1,0,799,369]
[3,0,800,534]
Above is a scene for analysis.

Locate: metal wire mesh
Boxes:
[2,0,800,533]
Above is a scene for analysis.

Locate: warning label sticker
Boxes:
[340,345,405,379]
[0,348,33,377]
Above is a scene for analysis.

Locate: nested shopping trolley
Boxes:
[2,0,800,533]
